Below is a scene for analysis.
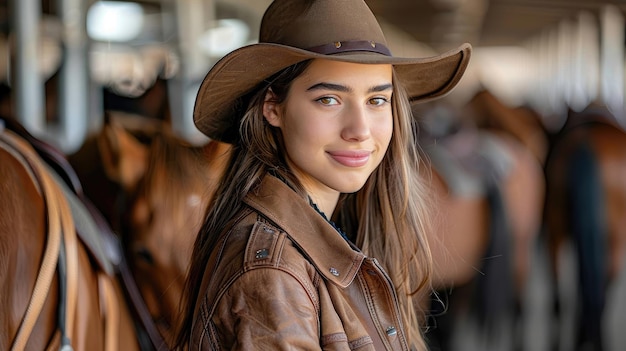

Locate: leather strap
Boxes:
[98,273,120,351]
[51,162,79,349]
[307,40,391,56]
[2,130,60,349]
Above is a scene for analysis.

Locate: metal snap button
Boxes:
[329,267,340,276]
[386,326,397,336]
[255,248,269,259]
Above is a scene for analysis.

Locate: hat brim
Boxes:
[194,42,472,142]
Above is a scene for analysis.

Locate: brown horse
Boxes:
[543,104,626,351]
[417,99,545,351]
[426,127,545,292]
[80,115,230,346]
[0,116,141,350]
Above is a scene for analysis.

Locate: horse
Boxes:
[67,112,165,234]
[543,103,626,351]
[0,116,143,350]
[70,114,230,346]
[417,99,546,351]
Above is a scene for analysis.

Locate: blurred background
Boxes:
[2,1,626,350]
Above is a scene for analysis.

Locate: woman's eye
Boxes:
[317,96,338,105]
[369,97,389,106]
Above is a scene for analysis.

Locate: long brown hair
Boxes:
[335,76,434,349]
[174,60,434,350]
[173,61,312,348]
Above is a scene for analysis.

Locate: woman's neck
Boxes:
[307,191,339,216]
[288,162,340,215]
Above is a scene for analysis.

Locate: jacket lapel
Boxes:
[244,175,365,288]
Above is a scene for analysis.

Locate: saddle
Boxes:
[0,116,168,350]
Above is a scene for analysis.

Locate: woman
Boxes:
[175,0,471,349]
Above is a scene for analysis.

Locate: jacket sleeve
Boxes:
[211,267,322,350]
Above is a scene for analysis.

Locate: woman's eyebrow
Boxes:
[369,83,393,93]
[307,82,350,92]
[306,82,393,93]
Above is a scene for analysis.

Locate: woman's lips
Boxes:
[328,150,371,167]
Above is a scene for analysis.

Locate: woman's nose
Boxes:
[341,106,371,142]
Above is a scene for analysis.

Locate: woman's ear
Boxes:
[263,88,281,127]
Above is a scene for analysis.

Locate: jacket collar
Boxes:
[244,175,365,288]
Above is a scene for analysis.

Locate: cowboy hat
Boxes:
[194,0,472,143]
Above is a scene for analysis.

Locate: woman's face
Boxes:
[264,59,394,205]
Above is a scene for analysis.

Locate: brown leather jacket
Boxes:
[189,175,411,350]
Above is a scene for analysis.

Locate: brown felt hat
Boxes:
[194,0,472,143]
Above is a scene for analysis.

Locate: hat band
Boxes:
[307,40,391,56]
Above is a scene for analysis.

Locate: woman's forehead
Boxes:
[294,59,393,89]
